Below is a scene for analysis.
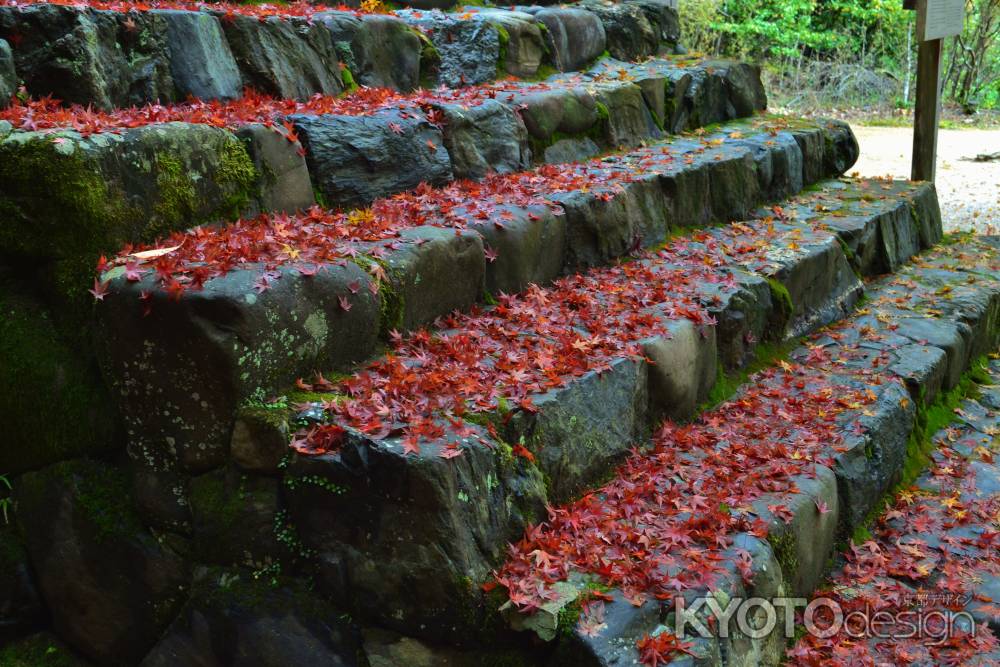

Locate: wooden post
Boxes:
[912,36,943,182]
[907,0,964,182]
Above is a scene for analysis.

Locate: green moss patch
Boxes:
[0,282,117,475]
[0,633,88,667]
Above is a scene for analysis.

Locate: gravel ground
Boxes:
[850,124,1000,234]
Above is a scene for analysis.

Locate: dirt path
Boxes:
[850,124,1000,234]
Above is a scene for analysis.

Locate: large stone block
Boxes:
[0,280,117,476]
[557,173,669,271]
[829,378,915,529]
[580,0,658,61]
[236,124,315,214]
[397,11,501,88]
[94,261,381,475]
[141,574,363,667]
[501,356,649,502]
[470,204,567,295]
[475,10,546,78]
[285,422,547,639]
[0,5,175,108]
[220,14,343,100]
[317,12,422,92]
[379,226,486,332]
[436,99,531,180]
[291,110,453,209]
[0,38,14,108]
[641,317,718,421]
[156,9,242,101]
[15,460,190,665]
[751,464,839,597]
[531,8,607,72]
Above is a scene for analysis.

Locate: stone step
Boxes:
[788,348,1000,663]
[0,0,679,109]
[0,55,763,314]
[91,117,857,481]
[185,178,938,643]
[497,235,1000,666]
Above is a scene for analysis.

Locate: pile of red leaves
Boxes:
[0,73,640,136]
[1,0,379,20]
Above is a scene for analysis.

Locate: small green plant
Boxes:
[0,474,11,524]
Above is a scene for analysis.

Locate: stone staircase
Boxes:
[0,1,997,666]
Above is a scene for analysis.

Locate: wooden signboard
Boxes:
[907,0,965,182]
[919,0,965,41]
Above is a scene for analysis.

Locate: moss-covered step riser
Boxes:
[91,121,858,483]
[537,238,1000,666]
[247,181,938,640]
[0,122,311,321]
[0,0,679,108]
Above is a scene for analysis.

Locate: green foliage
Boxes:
[680,0,1000,111]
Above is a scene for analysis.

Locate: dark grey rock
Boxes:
[285,421,547,640]
[0,5,175,108]
[543,136,602,163]
[641,316,718,421]
[594,81,662,148]
[821,119,860,175]
[316,12,422,92]
[628,0,681,53]
[220,15,343,100]
[831,379,915,529]
[533,8,607,72]
[750,232,864,340]
[291,109,453,209]
[468,204,566,295]
[230,407,290,475]
[890,343,948,405]
[556,173,669,271]
[510,85,600,144]
[0,123,262,312]
[751,465,839,597]
[895,316,969,390]
[141,573,363,667]
[436,99,531,180]
[0,38,15,108]
[380,226,485,332]
[94,261,380,478]
[237,124,315,214]
[397,11,501,88]
[731,129,804,201]
[156,10,242,101]
[695,269,774,370]
[580,0,658,61]
[502,356,649,502]
[475,10,545,78]
[0,530,44,643]
[189,468,287,567]
[15,460,190,665]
